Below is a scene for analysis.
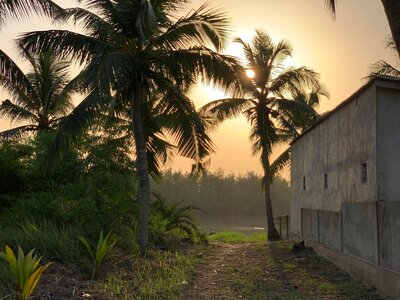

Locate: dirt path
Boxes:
[181,241,387,300]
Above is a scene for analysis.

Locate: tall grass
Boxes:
[0,221,82,264]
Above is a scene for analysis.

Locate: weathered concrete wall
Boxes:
[376,85,400,202]
[378,201,400,273]
[342,202,377,264]
[291,84,378,236]
[301,209,318,241]
[318,210,342,251]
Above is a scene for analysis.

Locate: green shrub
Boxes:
[149,193,205,248]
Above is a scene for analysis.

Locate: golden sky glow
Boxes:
[0,0,396,176]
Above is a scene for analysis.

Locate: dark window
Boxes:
[362,162,367,183]
[324,173,328,189]
[303,176,306,190]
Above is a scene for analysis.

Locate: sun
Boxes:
[245,69,255,79]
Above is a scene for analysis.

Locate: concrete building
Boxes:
[290,76,400,299]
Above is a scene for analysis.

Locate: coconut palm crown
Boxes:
[201,30,325,240]
[0,50,75,139]
[17,0,239,249]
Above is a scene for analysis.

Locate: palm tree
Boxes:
[0,50,75,139]
[18,0,239,249]
[0,0,62,26]
[201,30,323,240]
[325,0,400,58]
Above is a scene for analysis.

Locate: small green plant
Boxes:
[0,245,51,300]
[79,230,115,279]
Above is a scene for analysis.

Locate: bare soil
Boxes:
[181,241,388,300]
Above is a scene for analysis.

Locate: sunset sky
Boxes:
[0,0,396,176]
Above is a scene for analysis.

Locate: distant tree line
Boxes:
[154,169,291,217]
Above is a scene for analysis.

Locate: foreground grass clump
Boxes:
[0,246,51,300]
[208,231,266,243]
[100,249,200,299]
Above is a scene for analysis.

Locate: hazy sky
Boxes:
[0,0,396,176]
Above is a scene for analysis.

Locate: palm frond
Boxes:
[325,0,336,17]
[270,148,291,180]
[153,77,215,162]
[157,46,240,94]
[56,7,116,40]
[0,49,35,98]
[0,99,38,123]
[200,98,252,124]
[47,87,110,168]
[0,124,34,140]
[368,60,400,78]
[154,2,230,51]
[233,37,256,68]
[0,0,63,25]
[18,30,109,65]
[269,67,320,97]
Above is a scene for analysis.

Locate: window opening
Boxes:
[362,162,367,183]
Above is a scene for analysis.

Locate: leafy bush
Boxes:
[149,193,205,248]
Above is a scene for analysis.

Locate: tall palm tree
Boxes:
[326,0,400,58]
[201,30,323,240]
[0,0,62,26]
[18,0,239,249]
[0,50,75,139]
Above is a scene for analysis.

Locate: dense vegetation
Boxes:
[0,131,206,298]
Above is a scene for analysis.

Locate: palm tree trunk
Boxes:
[132,84,150,250]
[261,148,280,241]
[381,0,400,58]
